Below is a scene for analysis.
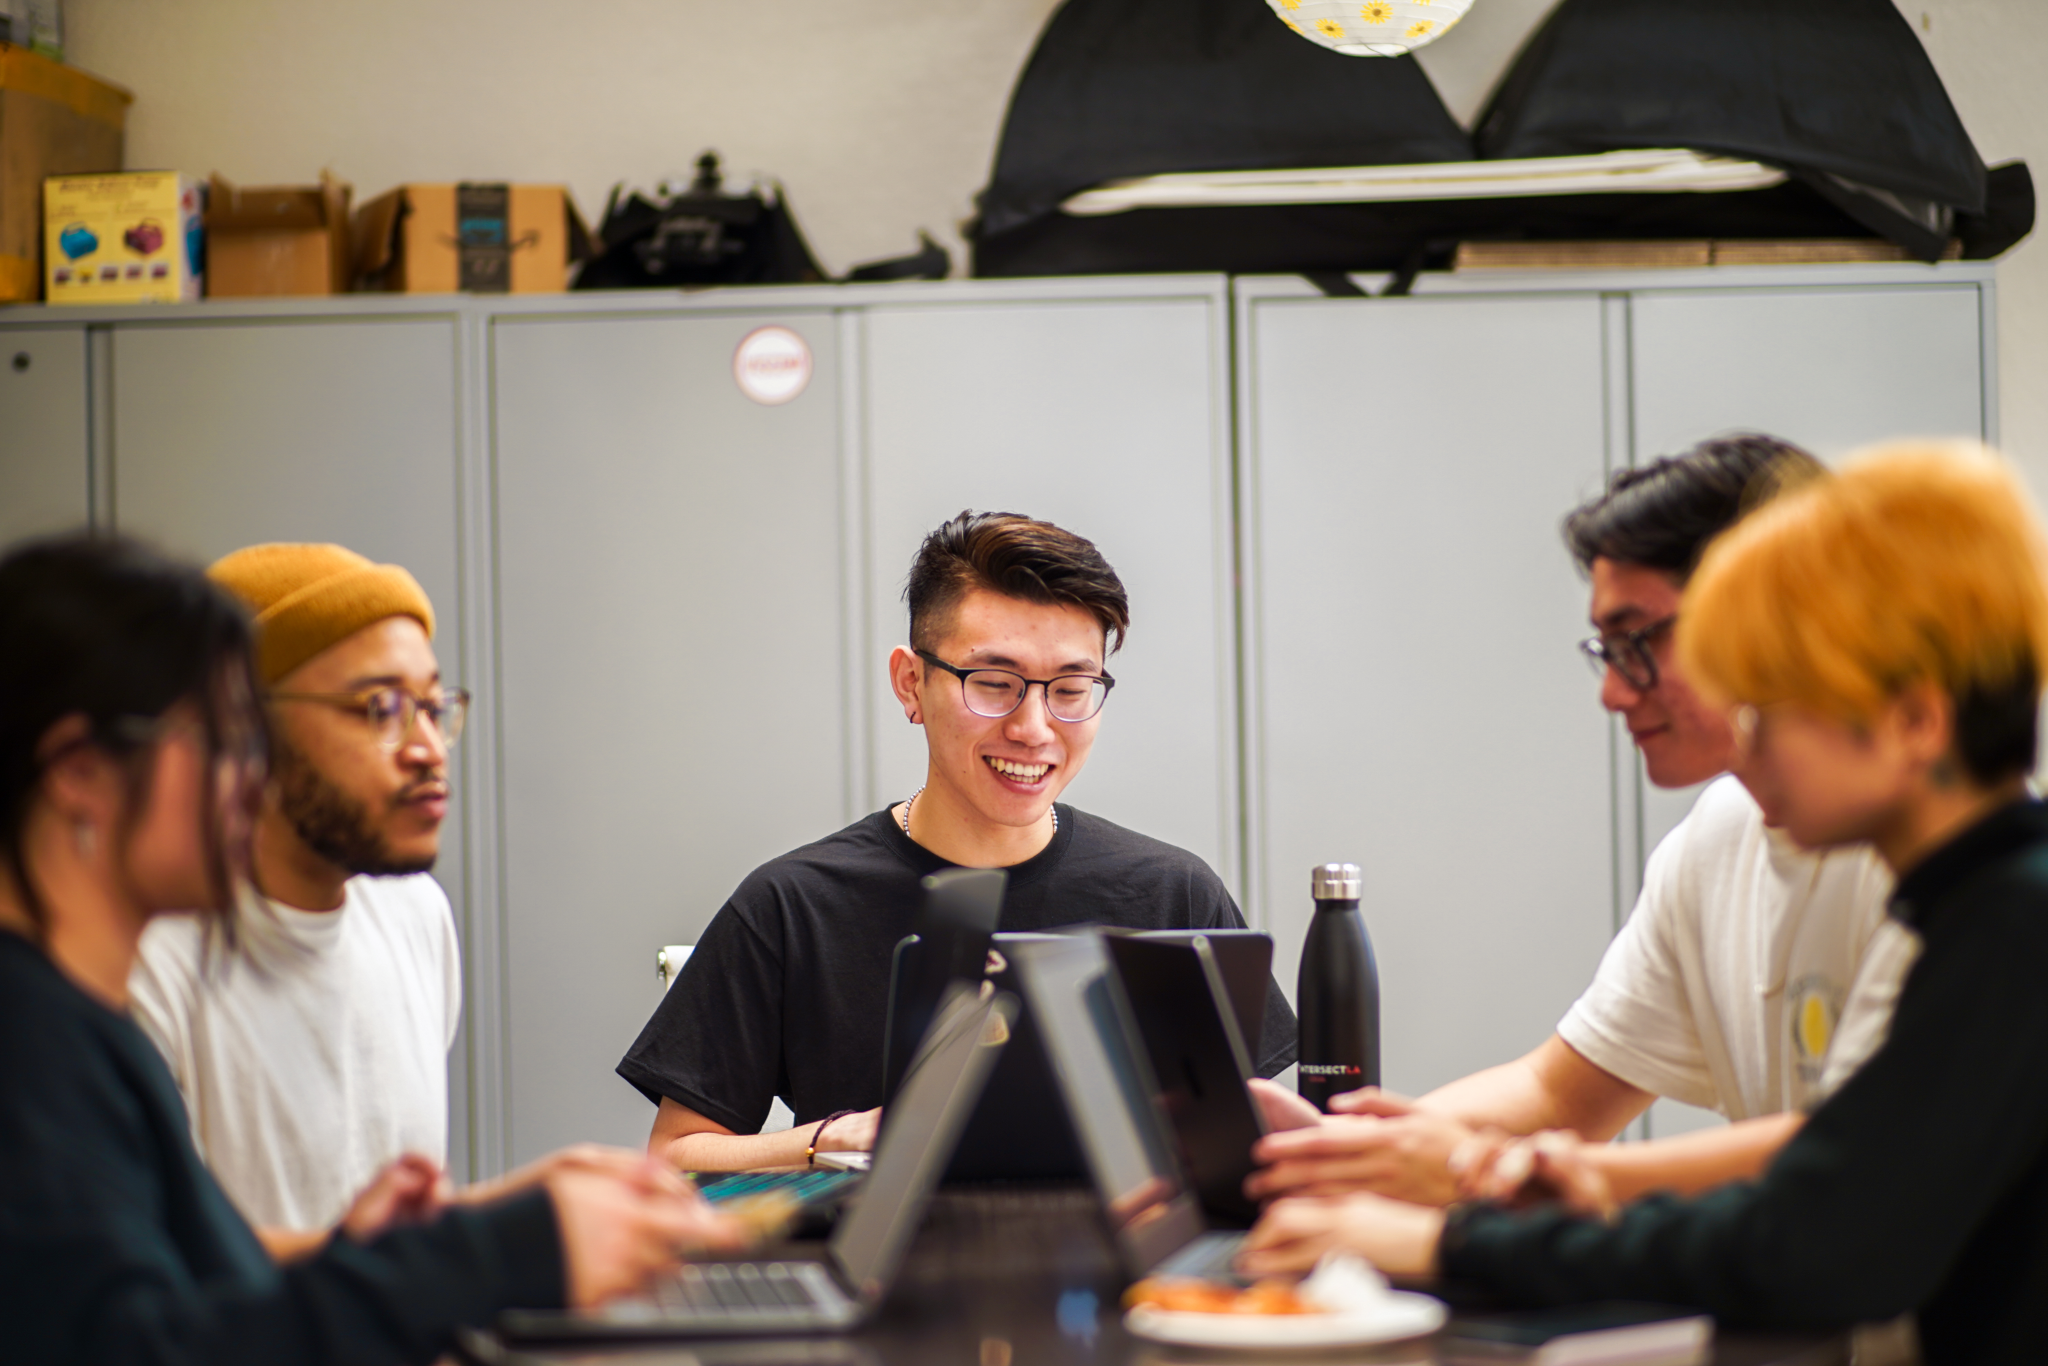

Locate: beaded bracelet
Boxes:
[807,1109,858,1165]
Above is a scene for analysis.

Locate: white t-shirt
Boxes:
[1558,776,1916,1120]
[129,874,462,1231]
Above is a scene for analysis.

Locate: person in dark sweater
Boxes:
[0,535,736,1366]
[1237,442,2048,1365]
[625,511,1297,1172]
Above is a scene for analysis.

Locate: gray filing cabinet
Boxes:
[1235,267,1993,1137]
[0,262,1999,1169]
[0,326,91,544]
[488,307,848,1164]
[1237,288,1619,1099]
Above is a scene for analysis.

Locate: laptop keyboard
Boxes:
[695,1169,862,1207]
[655,1262,835,1317]
[1153,1231,1248,1283]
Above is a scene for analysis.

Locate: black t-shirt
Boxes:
[618,803,1298,1132]
[0,930,563,1366]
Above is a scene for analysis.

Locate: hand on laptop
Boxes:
[1246,1090,1491,1207]
[812,1107,881,1155]
[1454,1129,1616,1220]
[339,1152,450,1242]
[460,1142,672,1206]
[549,1158,749,1308]
[1247,1077,1322,1132]
[1237,1191,1444,1279]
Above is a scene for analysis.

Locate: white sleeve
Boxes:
[126,918,204,1139]
[1817,856,1919,1100]
[431,881,463,1054]
[1556,813,1722,1110]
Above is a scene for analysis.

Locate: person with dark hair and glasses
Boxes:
[1248,435,1909,1232]
[621,511,1296,1172]
[0,534,737,1366]
[1242,443,2048,1366]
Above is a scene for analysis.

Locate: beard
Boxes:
[273,738,437,878]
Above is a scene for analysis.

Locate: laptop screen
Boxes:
[830,986,1012,1303]
[1008,935,1210,1274]
[1104,933,1268,1226]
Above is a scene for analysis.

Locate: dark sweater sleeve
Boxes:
[8,1188,562,1366]
[84,1196,565,1366]
[1442,883,2048,1328]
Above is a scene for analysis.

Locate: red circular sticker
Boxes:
[732,325,813,405]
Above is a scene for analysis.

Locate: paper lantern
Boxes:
[1266,0,1475,57]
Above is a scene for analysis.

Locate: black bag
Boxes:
[574,154,827,290]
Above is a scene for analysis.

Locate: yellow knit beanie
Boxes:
[208,543,436,686]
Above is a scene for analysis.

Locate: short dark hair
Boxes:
[1562,433,1824,580]
[0,534,261,942]
[1956,663,2040,786]
[905,511,1130,656]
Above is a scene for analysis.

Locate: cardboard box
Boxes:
[44,171,202,303]
[0,41,128,301]
[353,182,590,293]
[206,171,351,296]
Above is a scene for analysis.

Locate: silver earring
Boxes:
[74,821,98,858]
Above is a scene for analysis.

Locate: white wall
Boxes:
[67,0,2047,473]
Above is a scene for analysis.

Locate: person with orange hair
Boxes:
[1239,442,2048,1365]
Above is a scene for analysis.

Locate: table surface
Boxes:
[482,1186,1849,1366]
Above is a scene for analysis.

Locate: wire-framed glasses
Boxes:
[1577,615,1677,692]
[268,686,471,751]
[915,650,1115,723]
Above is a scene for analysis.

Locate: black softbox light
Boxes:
[972,0,1472,255]
[972,0,2030,278]
[1476,0,1998,260]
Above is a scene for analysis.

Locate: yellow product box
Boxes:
[44,171,203,303]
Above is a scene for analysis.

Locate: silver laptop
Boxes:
[1006,933,1248,1283]
[498,987,1015,1341]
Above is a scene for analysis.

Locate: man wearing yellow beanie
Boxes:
[129,543,470,1257]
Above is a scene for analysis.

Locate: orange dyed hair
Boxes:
[1679,441,2048,734]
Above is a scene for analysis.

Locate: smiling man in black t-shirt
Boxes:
[620,510,1297,1172]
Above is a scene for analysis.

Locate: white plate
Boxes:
[1125,1290,1446,1350]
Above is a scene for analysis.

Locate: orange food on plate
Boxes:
[1124,1277,1319,1315]
[1229,1279,1317,1315]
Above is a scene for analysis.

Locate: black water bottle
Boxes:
[1296,862,1380,1112]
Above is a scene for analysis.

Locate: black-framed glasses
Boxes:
[1578,615,1677,692]
[268,686,471,752]
[915,650,1115,723]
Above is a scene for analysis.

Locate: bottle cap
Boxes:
[1311,862,1361,901]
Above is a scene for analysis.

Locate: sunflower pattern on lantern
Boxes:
[1265,0,1471,52]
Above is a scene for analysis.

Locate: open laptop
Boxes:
[894,928,1278,1184]
[1102,932,1269,1226]
[881,868,1007,1099]
[1120,928,1278,1066]
[1007,932,1251,1282]
[498,986,1015,1341]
